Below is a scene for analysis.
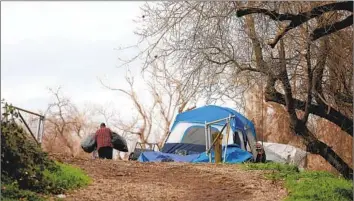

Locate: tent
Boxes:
[138,105,256,163]
[138,145,253,163]
[161,105,257,155]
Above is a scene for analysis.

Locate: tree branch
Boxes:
[265,87,353,136]
[311,15,353,41]
[302,42,313,124]
[236,1,353,48]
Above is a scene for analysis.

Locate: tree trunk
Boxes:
[244,11,353,179]
[294,120,353,180]
[266,76,353,180]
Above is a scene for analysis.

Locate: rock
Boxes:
[57,194,66,199]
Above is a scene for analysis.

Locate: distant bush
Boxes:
[242,162,353,201]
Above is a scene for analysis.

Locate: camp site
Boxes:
[1,1,353,201]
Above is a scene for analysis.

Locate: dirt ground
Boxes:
[51,155,287,201]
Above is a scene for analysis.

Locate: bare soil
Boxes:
[51,155,287,201]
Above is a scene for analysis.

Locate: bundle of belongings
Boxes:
[80,132,128,153]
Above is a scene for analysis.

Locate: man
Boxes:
[95,123,113,159]
[255,141,266,163]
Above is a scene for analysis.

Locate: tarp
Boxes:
[170,105,256,138]
[192,145,253,163]
[138,151,200,162]
[161,143,206,154]
[262,142,307,168]
[138,145,253,163]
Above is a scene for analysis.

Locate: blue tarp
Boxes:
[161,143,205,154]
[138,151,200,162]
[170,105,256,138]
[138,145,253,163]
[192,145,253,163]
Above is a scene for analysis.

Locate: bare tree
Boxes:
[118,2,256,109]
[236,2,353,137]
[100,73,157,148]
[239,3,353,179]
[68,107,97,139]
[146,59,200,146]
[118,2,352,178]
[236,1,353,48]
[94,105,116,125]
[42,87,83,156]
[100,60,201,150]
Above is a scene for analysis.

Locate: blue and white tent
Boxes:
[161,105,256,155]
[138,105,256,163]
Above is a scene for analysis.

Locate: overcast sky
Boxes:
[1,1,147,119]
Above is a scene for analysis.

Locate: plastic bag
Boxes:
[112,132,128,152]
[80,133,97,153]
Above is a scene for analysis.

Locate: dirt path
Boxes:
[53,156,287,201]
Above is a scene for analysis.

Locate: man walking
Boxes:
[95,123,113,159]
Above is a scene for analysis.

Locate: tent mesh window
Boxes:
[181,126,219,145]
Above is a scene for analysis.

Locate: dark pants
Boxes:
[255,152,266,163]
[98,147,113,159]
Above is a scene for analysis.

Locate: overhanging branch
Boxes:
[236,1,353,48]
[265,88,353,136]
[311,15,353,41]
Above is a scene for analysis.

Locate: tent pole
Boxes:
[36,118,41,142]
[205,121,208,156]
[40,117,45,144]
[205,115,235,126]
[261,79,264,146]
[223,115,231,163]
[206,123,228,154]
[208,126,212,162]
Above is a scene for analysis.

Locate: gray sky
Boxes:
[1,1,147,118]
